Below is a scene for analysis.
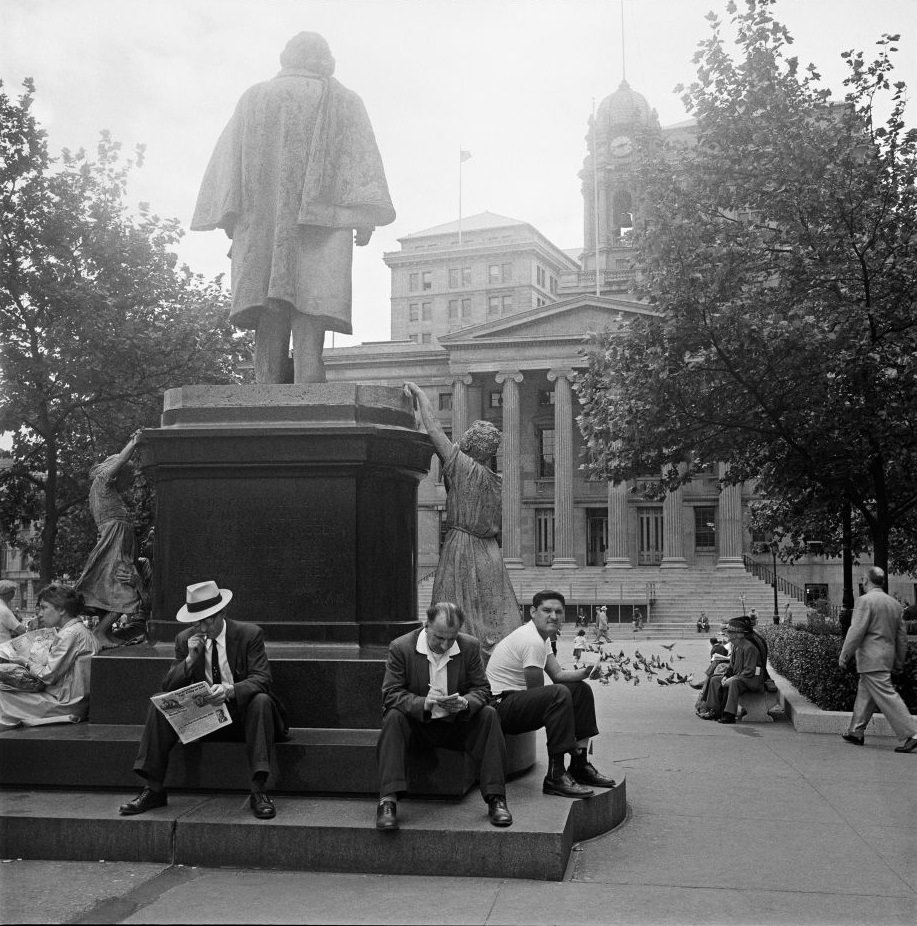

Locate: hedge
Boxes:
[762,625,917,713]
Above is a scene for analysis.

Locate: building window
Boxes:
[421,333,432,344]
[448,299,458,319]
[409,303,419,322]
[488,262,512,284]
[439,509,449,550]
[489,391,503,408]
[438,393,453,411]
[501,294,513,314]
[805,583,829,607]
[694,506,716,550]
[535,508,555,565]
[536,265,546,287]
[488,296,500,316]
[422,271,432,291]
[461,298,471,319]
[409,272,420,292]
[421,302,432,321]
[408,333,418,343]
[539,428,555,478]
[448,266,472,288]
[539,390,556,407]
[550,276,558,293]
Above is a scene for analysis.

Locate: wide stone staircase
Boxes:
[418,565,799,637]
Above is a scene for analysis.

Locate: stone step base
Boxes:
[419,567,798,623]
[0,774,626,881]
[89,644,388,728]
[0,725,535,797]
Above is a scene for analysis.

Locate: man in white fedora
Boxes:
[119,580,288,819]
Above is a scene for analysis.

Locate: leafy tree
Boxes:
[576,0,917,576]
[0,79,251,584]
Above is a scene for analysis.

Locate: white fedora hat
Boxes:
[176,580,233,623]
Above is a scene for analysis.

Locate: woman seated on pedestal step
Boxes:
[0,584,99,730]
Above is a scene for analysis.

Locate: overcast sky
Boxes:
[2,0,915,348]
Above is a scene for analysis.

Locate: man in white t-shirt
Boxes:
[486,589,616,798]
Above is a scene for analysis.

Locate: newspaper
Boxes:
[0,628,57,664]
[150,681,233,744]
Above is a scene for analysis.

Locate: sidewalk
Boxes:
[2,637,914,925]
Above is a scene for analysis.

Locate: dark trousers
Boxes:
[133,691,278,786]
[495,682,599,756]
[376,704,507,801]
[704,675,762,715]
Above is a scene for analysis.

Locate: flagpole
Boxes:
[592,99,601,297]
[458,147,463,245]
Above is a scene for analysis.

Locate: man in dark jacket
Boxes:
[375,602,511,831]
[118,580,287,819]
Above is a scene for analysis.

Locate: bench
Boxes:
[737,680,779,723]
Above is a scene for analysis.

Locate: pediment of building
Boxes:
[438,294,655,346]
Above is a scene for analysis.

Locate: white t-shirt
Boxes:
[486,620,550,694]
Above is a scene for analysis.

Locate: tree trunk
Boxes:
[39,438,58,586]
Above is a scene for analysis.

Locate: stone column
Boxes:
[451,374,473,440]
[549,370,577,569]
[605,480,632,568]
[496,371,524,569]
[660,464,688,568]
[717,462,745,569]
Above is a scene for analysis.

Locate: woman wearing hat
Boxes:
[697,617,764,723]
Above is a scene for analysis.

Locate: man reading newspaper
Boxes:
[118,580,288,820]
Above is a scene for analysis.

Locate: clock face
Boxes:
[609,135,633,157]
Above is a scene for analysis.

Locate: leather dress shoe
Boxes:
[376,799,398,831]
[570,760,616,789]
[542,771,594,798]
[841,733,865,746]
[487,796,513,827]
[718,712,736,725]
[250,791,276,819]
[119,787,167,816]
[893,735,917,754]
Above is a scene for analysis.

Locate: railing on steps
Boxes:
[742,555,806,604]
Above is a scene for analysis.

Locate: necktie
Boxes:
[211,639,222,685]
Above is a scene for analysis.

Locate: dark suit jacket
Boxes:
[382,628,491,723]
[161,618,287,729]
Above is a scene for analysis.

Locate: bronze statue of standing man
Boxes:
[192,33,395,384]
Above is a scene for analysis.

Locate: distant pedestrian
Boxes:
[594,606,611,644]
[838,567,917,753]
[696,612,709,634]
[572,629,587,661]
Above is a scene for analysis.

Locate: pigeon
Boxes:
[676,654,686,660]
[661,643,676,651]
[633,676,640,686]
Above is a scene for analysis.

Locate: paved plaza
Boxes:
[2,634,914,925]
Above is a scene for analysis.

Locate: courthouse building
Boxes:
[326,78,917,620]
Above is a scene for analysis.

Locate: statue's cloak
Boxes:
[191,70,396,333]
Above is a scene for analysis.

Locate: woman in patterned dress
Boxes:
[404,382,521,659]
[75,430,143,647]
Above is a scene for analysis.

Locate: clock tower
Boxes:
[580,79,661,290]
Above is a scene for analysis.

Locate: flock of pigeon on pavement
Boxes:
[573,642,699,688]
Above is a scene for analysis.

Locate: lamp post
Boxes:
[771,541,780,625]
